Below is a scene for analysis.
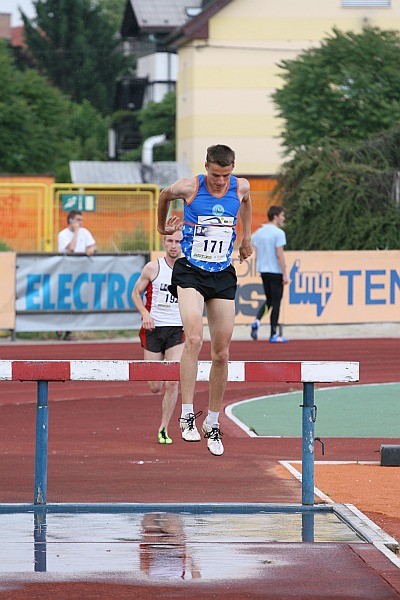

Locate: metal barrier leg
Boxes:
[34,381,48,505]
[34,510,47,572]
[301,512,315,542]
[302,382,315,505]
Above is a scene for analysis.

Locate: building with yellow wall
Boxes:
[175,0,400,175]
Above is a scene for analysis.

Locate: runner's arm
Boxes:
[132,262,158,330]
[157,178,195,234]
[238,179,253,263]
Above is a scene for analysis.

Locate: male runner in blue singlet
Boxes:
[157,145,253,456]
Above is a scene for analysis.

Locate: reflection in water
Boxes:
[301,513,315,543]
[140,513,201,580]
[0,509,361,575]
[34,511,47,572]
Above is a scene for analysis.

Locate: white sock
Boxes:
[181,404,193,417]
[253,319,260,326]
[206,410,219,427]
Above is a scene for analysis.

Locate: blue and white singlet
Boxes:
[181,174,241,272]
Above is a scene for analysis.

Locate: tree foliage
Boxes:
[21,0,128,115]
[273,27,400,153]
[275,126,400,250]
[0,41,108,180]
[95,0,126,33]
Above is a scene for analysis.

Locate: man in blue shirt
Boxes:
[157,144,253,456]
[251,205,288,343]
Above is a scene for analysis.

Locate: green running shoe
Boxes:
[158,428,172,444]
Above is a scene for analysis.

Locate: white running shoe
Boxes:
[202,420,224,456]
[179,412,201,442]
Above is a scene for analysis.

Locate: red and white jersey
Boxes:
[143,258,182,327]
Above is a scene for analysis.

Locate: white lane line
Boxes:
[279,460,333,504]
[280,461,400,567]
[288,460,380,465]
[225,392,293,438]
[225,382,400,438]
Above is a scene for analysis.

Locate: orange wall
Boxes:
[0,174,54,185]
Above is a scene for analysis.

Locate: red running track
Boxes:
[0,337,399,599]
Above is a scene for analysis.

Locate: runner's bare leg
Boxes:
[205,298,235,412]
[161,342,184,429]
[177,287,205,406]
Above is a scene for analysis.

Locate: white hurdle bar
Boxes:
[0,360,359,506]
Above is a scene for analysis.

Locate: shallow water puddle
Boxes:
[0,511,362,578]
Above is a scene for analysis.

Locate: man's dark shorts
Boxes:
[169,257,237,301]
[140,325,184,353]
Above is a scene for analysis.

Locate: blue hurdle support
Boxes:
[0,359,359,507]
[30,378,318,506]
[34,381,49,505]
[302,382,315,505]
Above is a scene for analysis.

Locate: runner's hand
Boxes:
[142,312,155,330]
[238,239,253,263]
[158,216,182,235]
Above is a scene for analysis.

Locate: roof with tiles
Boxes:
[121,0,202,35]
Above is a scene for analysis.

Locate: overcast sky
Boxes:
[2,0,35,26]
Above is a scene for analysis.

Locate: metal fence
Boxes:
[0,183,161,253]
[52,184,160,252]
[0,180,279,253]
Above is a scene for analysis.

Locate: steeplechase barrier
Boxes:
[0,360,359,506]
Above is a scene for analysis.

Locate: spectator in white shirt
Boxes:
[58,210,96,255]
[57,210,96,340]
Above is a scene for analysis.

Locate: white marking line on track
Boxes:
[288,460,380,465]
[225,382,400,438]
[225,392,288,438]
[341,503,400,560]
[280,461,400,567]
[279,460,333,504]
[372,542,400,567]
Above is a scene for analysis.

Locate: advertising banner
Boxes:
[15,250,399,331]
[234,250,400,325]
[152,250,400,326]
[16,254,146,332]
[0,252,16,329]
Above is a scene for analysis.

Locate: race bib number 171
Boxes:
[191,216,234,262]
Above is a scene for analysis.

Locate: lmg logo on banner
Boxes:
[289,260,333,316]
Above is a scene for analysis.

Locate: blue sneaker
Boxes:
[250,322,258,340]
[269,334,288,343]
